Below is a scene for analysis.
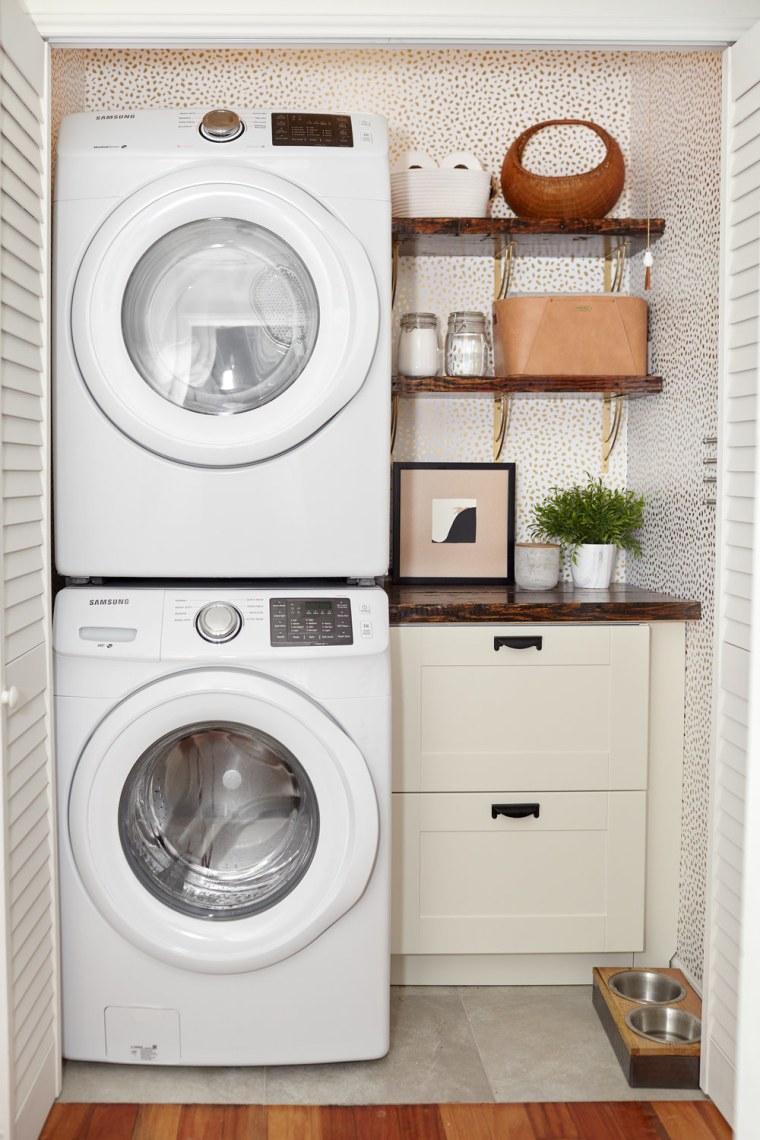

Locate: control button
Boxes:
[195,602,243,643]
[199,109,245,142]
[359,600,372,614]
[360,620,373,638]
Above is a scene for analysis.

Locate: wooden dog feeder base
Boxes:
[592,966,701,1089]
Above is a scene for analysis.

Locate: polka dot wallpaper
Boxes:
[50,45,722,980]
[627,50,723,984]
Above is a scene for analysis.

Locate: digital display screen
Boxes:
[305,601,333,615]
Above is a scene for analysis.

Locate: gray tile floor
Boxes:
[59,985,706,1105]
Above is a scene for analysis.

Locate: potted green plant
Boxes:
[529,474,645,588]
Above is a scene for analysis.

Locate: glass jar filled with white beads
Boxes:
[445,310,489,378]
[397,312,440,377]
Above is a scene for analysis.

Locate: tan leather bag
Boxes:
[492,295,648,376]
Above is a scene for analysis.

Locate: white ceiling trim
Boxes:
[21,5,758,48]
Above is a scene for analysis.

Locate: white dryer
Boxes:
[54,109,391,579]
[54,585,390,1065]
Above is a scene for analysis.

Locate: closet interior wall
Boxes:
[49,45,722,984]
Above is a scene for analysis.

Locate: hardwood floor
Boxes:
[40,1101,732,1139]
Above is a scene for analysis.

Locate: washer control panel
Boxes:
[269,597,352,646]
[54,587,388,660]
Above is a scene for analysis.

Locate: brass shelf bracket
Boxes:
[495,240,515,300]
[390,392,399,453]
[603,239,629,293]
[391,241,399,308]
[601,395,624,472]
[493,394,511,461]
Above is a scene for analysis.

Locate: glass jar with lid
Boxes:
[397,312,440,377]
[445,310,489,378]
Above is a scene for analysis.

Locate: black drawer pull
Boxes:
[494,636,543,652]
[491,802,541,820]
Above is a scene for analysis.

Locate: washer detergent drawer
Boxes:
[391,789,646,955]
[391,624,650,792]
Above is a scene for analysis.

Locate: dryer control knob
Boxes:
[196,602,243,643]
[199,108,245,142]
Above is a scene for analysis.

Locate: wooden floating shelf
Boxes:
[392,216,666,257]
[385,584,702,625]
[392,374,663,398]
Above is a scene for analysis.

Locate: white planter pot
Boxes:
[570,543,617,588]
[514,542,561,590]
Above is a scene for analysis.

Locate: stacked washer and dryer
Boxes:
[53,108,393,1065]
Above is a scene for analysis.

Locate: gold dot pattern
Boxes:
[625,51,722,986]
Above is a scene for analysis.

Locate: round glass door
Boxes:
[70,167,381,467]
[119,720,318,920]
[122,219,319,416]
[68,669,379,973]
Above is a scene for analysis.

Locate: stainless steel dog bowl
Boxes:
[608,970,686,1005]
[625,1006,701,1044]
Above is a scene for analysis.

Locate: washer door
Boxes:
[71,166,380,467]
[68,669,379,973]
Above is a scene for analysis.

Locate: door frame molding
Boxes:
[22,2,758,48]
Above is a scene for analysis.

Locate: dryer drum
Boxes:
[120,218,320,415]
[251,264,311,349]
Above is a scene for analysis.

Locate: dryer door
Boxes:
[68,668,380,973]
[70,166,381,467]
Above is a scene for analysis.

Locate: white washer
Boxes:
[54,108,391,579]
[54,585,390,1065]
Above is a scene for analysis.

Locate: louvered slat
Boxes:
[718,738,748,779]
[6,693,46,756]
[2,494,43,527]
[721,689,750,727]
[13,931,51,1015]
[1,80,41,149]
[2,358,42,397]
[5,569,43,611]
[1,213,43,267]
[1,163,43,225]
[1,108,43,174]
[2,386,43,424]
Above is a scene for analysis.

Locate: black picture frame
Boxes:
[392,462,516,584]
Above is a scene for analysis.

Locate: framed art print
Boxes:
[392,462,516,584]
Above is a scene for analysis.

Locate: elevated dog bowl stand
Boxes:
[592,966,701,1088]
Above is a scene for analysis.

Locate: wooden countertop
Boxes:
[385,583,701,624]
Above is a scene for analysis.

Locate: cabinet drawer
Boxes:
[392,624,649,791]
[391,790,646,956]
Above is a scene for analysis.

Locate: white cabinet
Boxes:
[394,789,646,955]
[391,622,683,984]
[393,624,650,793]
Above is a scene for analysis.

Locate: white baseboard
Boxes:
[670,953,703,998]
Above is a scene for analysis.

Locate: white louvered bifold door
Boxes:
[0,2,57,1140]
[729,21,760,1138]
[704,19,760,1132]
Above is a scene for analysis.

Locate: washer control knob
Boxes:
[196,602,243,643]
[199,108,244,142]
